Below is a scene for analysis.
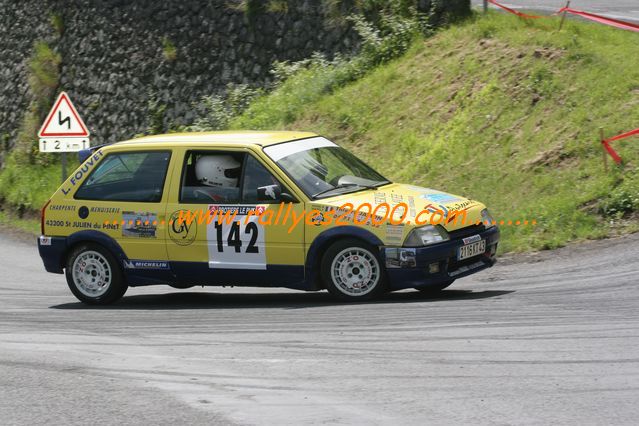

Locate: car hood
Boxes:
[313,183,486,232]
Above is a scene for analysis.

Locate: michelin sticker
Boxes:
[124,260,169,270]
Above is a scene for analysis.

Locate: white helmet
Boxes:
[195,155,241,187]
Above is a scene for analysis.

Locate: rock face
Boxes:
[0,0,469,145]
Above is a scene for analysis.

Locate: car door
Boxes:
[72,149,173,267]
[165,147,305,287]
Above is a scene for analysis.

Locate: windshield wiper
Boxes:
[313,183,379,199]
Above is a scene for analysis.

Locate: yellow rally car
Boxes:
[38,131,499,304]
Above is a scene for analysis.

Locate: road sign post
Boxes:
[61,152,67,183]
[483,0,488,14]
[38,92,91,182]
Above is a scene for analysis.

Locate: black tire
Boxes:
[320,238,387,302]
[415,279,455,294]
[65,243,128,305]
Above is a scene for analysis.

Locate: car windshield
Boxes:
[263,137,390,199]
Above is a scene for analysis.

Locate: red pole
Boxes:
[600,128,608,172]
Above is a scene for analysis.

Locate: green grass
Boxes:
[233,12,639,252]
[3,12,639,252]
[0,154,76,212]
[0,210,39,236]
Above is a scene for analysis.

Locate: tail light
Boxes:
[41,199,51,235]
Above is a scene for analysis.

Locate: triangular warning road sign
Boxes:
[38,92,90,137]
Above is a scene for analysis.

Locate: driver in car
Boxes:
[194,155,241,202]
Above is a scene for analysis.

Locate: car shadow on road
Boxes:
[49,289,514,310]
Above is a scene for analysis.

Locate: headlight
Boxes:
[403,225,449,247]
[481,209,495,228]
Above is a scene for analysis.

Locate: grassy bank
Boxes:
[3,12,639,250]
[0,155,66,236]
[0,210,39,236]
[232,12,639,252]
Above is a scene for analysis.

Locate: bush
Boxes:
[13,41,61,165]
[0,153,67,213]
[161,37,177,62]
[230,5,434,130]
[146,95,167,135]
[267,0,288,13]
[188,84,263,131]
[601,172,639,217]
[28,41,61,111]
[50,13,64,36]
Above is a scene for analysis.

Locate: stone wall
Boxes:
[0,0,469,146]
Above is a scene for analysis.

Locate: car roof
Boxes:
[114,131,318,148]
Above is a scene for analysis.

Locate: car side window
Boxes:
[75,151,171,202]
[180,151,244,204]
[241,155,285,204]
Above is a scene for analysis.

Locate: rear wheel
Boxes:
[65,243,127,305]
[321,238,387,302]
[415,279,455,294]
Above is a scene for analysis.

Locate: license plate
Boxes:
[458,240,486,260]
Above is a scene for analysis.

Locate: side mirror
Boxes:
[257,184,282,202]
[280,192,298,203]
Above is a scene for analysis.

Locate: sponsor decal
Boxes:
[39,236,51,246]
[390,193,404,203]
[208,205,263,215]
[122,211,157,238]
[463,235,482,245]
[407,195,417,217]
[169,210,197,246]
[386,224,404,245]
[448,200,475,211]
[206,204,266,270]
[374,192,387,204]
[72,221,94,229]
[78,206,89,219]
[421,202,470,225]
[49,204,76,211]
[308,207,325,226]
[420,193,462,203]
[102,222,120,230]
[123,260,169,270]
[60,150,104,195]
[385,248,417,269]
[90,207,120,213]
[423,203,449,217]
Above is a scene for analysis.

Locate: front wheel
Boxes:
[65,243,128,305]
[321,239,387,302]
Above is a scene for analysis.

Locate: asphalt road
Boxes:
[1,232,639,425]
[472,0,639,22]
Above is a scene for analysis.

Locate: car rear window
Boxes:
[74,151,171,202]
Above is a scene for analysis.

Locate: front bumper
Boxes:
[382,225,500,290]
